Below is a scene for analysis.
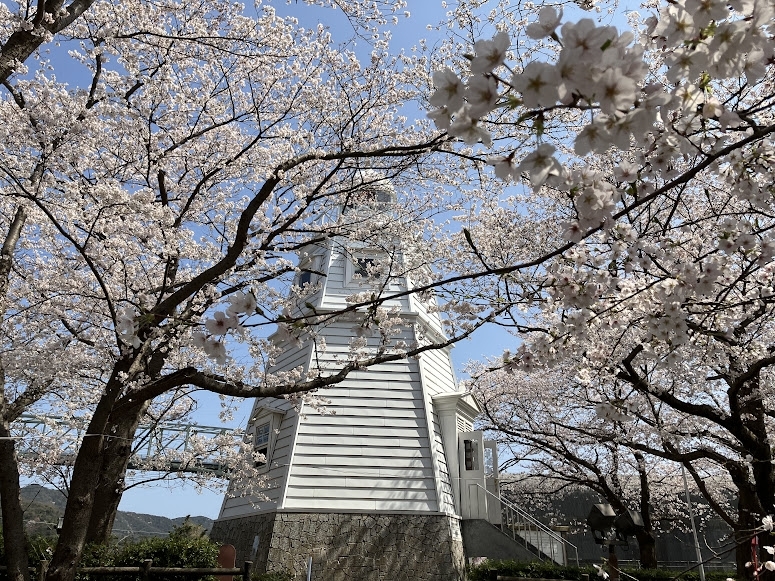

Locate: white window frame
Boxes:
[346,249,386,286]
[250,410,283,472]
[296,255,323,289]
[253,421,271,468]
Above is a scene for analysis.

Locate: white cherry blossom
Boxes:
[526,7,563,40]
[470,31,510,74]
[510,62,561,109]
[430,68,466,113]
[516,143,562,187]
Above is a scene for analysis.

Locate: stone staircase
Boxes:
[463,483,579,566]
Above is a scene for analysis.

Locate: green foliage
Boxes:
[467,560,590,581]
[0,533,55,564]
[1,521,220,581]
[76,524,220,581]
[166,519,208,541]
[26,536,55,563]
[618,569,738,581]
[79,541,120,568]
[467,561,738,581]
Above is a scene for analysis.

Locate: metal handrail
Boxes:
[471,483,580,567]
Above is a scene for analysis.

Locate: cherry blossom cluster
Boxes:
[429,0,774,237]
[190,292,258,364]
[440,0,775,548]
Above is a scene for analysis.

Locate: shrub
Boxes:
[618,569,738,581]
[468,560,591,581]
[108,532,219,581]
[74,522,220,581]
[467,561,739,581]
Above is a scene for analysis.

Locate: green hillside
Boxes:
[1,485,213,539]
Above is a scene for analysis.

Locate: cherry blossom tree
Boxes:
[0,2,513,581]
[471,364,661,566]
[2,0,774,579]
[470,362,741,568]
[426,0,775,575]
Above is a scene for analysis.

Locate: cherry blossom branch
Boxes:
[0,0,97,83]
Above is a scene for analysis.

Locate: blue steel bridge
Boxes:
[13,414,239,475]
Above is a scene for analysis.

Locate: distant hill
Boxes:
[5,485,213,539]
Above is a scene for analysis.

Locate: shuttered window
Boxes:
[254,421,271,467]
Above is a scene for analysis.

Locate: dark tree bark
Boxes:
[0,0,97,84]
[0,420,30,581]
[85,401,148,544]
[46,364,130,581]
[634,452,658,568]
[635,529,658,569]
[0,207,30,581]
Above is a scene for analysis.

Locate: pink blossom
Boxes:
[205,311,238,335]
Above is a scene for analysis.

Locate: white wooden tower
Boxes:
[211,182,498,581]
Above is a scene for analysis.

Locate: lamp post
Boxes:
[681,465,706,581]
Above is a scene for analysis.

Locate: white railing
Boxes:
[468,482,580,567]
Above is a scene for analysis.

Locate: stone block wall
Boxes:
[211,512,465,581]
[210,512,276,570]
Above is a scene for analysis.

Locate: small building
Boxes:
[210,183,509,580]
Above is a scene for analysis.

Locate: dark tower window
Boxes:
[354,257,375,277]
[298,270,313,287]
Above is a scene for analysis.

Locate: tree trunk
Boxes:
[46,366,130,581]
[0,420,30,581]
[85,401,147,544]
[45,422,106,581]
[736,483,762,579]
[635,529,658,569]
[0,206,30,581]
[633,451,657,568]
[735,528,754,579]
[729,370,773,578]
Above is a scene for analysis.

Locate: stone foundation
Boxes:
[211,512,465,581]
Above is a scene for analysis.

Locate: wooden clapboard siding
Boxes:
[417,347,457,397]
[281,342,442,511]
[318,248,410,312]
[294,434,430,448]
[288,465,431,478]
[417,345,459,516]
[408,289,447,339]
[217,229,467,521]
[267,338,312,371]
[218,341,310,519]
[431,410,456,514]
[218,404,302,519]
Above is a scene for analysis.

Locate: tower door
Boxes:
[458,431,487,519]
